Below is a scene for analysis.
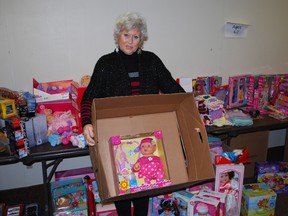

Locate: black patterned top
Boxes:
[81,49,185,127]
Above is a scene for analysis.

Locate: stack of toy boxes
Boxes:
[5,116,30,158]
[255,161,288,193]
[55,167,100,215]
[241,182,277,216]
[215,163,245,216]
[50,178,88,216]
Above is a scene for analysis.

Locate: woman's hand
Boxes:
[83,124,95,146]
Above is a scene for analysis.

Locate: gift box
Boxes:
[89,93,214,203]
[33,78,72,103]
[215,163,244,216]
[110,130,171,195]
[241,182,277,216]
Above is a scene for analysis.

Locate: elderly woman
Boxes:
[81,12,185,216]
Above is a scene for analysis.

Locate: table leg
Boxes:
[41,159,63,216]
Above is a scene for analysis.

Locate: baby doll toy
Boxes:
[47,110,80,147]
[132,137,165,184]
[158,199,179,216]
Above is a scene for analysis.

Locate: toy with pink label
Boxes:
[215,163,244,216]
[228,75,250,109]
[110,130,171,195]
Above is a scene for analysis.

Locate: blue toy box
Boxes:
[241,182,277,216]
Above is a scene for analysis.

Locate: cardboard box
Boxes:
[241,182,277,216]
[89,93,214,203]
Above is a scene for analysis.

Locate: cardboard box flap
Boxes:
[90,93,214,203]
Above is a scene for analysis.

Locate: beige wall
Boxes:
[0,0,288,190]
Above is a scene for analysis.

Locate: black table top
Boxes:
[206,115,288,136]
[1,115,288,166]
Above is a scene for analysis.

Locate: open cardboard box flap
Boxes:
[89,93,214,203]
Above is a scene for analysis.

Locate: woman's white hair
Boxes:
[114,12,148,48]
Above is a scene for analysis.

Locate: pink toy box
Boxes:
[70,80,87,111]
[110,130,171,195]
[198,188,226,215]
[241,182,277,216]
[190,194,220,216]
[186,181,215,194]
[228,75,250,109]
[33,78,72,103]
[55,167,95,182]
[255,161,288,193]
[215,163,244,216]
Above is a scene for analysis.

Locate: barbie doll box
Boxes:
[241,182,277,216]
[89,93,214,203]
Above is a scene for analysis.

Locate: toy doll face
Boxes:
[140,142,156,155]
[118,28,141,55]
[220,172,229,184]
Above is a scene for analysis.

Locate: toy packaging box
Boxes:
[89,93,214,203]
[52,186,88,216]
[149,193,174,216]
[241,182,277,216]
[24,113,48,148]
[33,78,72,103]
[173,190,195,215]
[255,161,288,193]
[190,194,220,216]
[0,97,17,119]
[228,75,250,109]
[198,188,226,215]
[215,163,244,216]
[70,80,87,111]
[110,130,171,195]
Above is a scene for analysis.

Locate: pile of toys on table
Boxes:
[0,75,91,159]
[177,73,288,127]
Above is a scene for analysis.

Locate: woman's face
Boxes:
[118,28,141,55]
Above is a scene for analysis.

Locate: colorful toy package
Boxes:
[255,161,288,193]
[33,78,72,103]
[215,163,244,216]
[241,182,277,216]
[110,130,171,195]
[52,186,88,216]
[149,193,175,216]
[190,194,220,216]
[228,75,250,109]
[173,190,194,215]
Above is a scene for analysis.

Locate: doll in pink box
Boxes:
[219,171,239,216]
[133,137,165,184]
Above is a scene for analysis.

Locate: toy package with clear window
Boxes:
[110,130,171,195]
[228,75,250,109]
